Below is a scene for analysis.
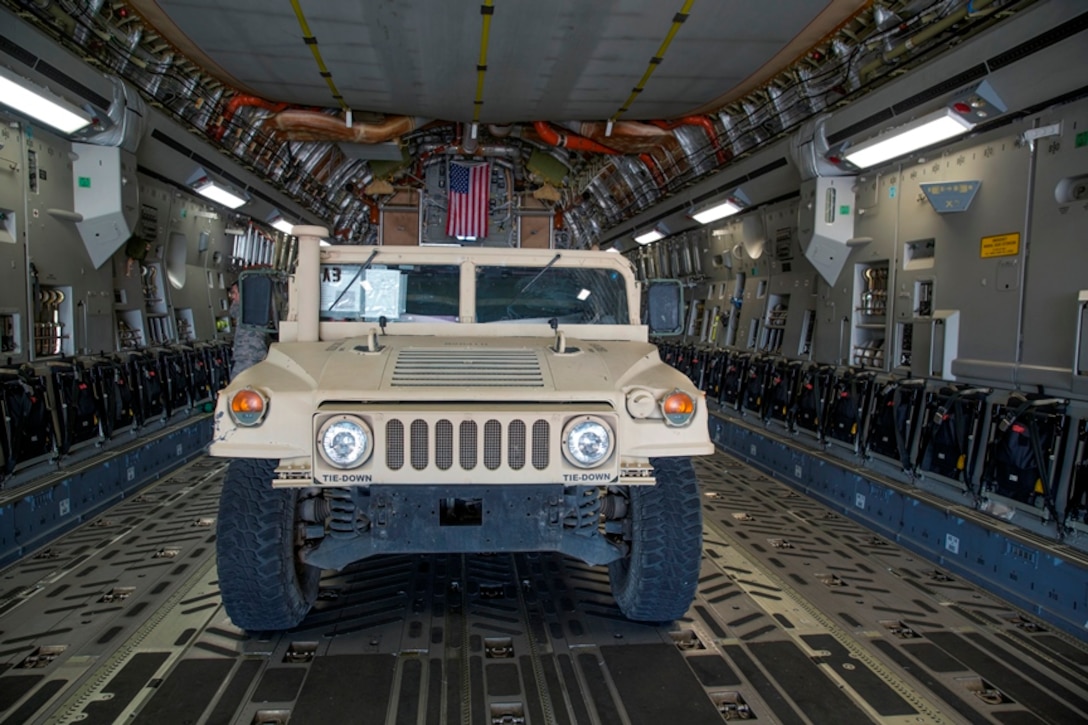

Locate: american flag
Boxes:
[446,160,490,239]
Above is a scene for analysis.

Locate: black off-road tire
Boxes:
[608,456,703,622]
[216,458,320,631]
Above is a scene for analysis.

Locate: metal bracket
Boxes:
[1022,122,1062,152]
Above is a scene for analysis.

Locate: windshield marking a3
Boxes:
[320,263,460,322]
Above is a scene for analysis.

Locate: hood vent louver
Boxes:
[392,349,545,388]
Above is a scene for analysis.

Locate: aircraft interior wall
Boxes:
[642,93,1088,555]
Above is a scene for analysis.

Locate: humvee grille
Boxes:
[384,417,551,471]
[391,349,544,387]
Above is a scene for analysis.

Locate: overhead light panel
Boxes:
[191,174,249,209]
[0,65,92,134]
[841,108,974,169]
[691,198,744,225]
[633,229,665,245]
[268,211,295,235]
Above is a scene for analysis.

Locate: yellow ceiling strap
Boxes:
[289,0,348,110]
[612,0,697,121]
[472,0,496,124]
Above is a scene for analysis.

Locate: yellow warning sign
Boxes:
[980,232,1020,258]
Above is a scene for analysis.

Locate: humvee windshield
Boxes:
[318,260,630,324]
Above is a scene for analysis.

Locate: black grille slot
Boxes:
[532,420,550,470]
[460,421,478,470]
[509,420,526,470]
[435,420,453,470]
[890,64,988,116]
[386,420,404,470]
[988,11,1088,71]
[33,59,111,110]
[484,420,502,470]
[0,34,38,67]
[410,419,428,470]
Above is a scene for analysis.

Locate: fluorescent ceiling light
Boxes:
[691,198,743,225]
[0,65,92,134]
[192,176,249,209]
[634,229,664,245]
[842,108,974,169]
[577,288,592,301]
[268,212,295,235]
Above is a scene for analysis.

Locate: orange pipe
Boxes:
[533,121,620,155]
[215,94,289,141]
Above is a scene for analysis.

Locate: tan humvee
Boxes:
[211,226,712,630]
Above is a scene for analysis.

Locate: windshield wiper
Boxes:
[503,253,562,320]
[520,253,561,293]
[327,249,379,313]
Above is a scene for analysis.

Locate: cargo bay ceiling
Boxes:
[5,0,1036,246]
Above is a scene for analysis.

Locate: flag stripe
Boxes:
[446,161,490,238]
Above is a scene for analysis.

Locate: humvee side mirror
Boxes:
[646,279,684,336]
[240,274,275,329]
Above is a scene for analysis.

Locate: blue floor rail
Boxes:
[0,415,214,568]
[708,411,1088,642]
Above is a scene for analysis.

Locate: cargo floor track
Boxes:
[0,453,1085,724]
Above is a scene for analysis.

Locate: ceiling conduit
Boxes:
[532,122,620,155]
[650,116,726,164]
[268,111,430,144]
[214,94,289,141]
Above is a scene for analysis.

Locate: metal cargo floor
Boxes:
[0,453,1085,724]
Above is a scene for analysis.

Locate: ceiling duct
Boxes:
[79,76,147,153]
[790,115,849,181]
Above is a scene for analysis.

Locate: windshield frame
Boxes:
[290,245,646,343]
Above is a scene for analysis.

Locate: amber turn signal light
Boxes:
[230,388,267,426]
[661,390,695,426]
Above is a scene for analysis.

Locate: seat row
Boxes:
[0,340,232,484]
[658,343,1088,531]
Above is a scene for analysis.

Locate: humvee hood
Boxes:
[286,335,663,398]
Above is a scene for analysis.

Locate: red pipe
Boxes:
[214,94,289,141]
[533,121,620,155]
[651,115,726,164]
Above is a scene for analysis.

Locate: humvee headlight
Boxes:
[661,390,696,426]
[563,417,613,468]
[318,416,373,469]
[229,388,268,426]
